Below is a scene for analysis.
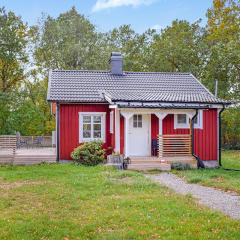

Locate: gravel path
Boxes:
[147,173,240,220]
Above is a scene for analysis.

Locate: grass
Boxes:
[173,150,240,194]
[0,164,239,239]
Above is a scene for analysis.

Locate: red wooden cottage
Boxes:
[47,52,229,169]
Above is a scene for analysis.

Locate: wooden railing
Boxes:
[158,134,192,158]
[0,135,17,155]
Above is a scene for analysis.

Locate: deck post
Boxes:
[154,113,167,159]
[115,109,120,153]
[120,112,134,157]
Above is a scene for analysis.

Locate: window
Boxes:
[110,111,113,134]
[193,110,203,129]
[174,114,189,129]
[174,111,203,129]
[177,114,187,124]
[133,114,142,128]
[79,112,106,142]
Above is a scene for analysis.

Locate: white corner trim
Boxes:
[110,111,113,134]
[79,112,106,143]
[115,109,120,152]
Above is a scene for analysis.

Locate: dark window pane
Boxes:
[133,115,138,121]
[93,124,101,131]
[194,116,198,124]
[177,114,186,124]
[83,116,91,123]
[93,116,101,123]
[83,131,91,138]
[133,121,138,128]
[138,114,142,127]
[83,123,91,131]
[93,131,101,138]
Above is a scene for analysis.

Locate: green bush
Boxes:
[71,141,105,166]
[171,162,192,170]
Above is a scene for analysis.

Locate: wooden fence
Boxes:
[0,135,56,165]
[158,134,192,158]
[0,135,17,164]
[17,136,54,148]
[0,135,17,154]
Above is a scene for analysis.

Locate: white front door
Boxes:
[128,114,151,156]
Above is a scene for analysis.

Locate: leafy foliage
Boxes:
[222,109,240,149]
[0,2,240,148]
[35,7,107,71]
[0,7,29,92]
[171,162,192,170]
[71,141,106,166]
[151,20,205,76]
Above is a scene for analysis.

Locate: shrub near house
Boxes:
[71,141,105,166]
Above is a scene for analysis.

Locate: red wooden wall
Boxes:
[193,109,217,161]
[59,104,218,161]
[122,109,218,161]
[59,104,113,160]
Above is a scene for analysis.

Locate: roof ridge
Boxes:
[124,71,191,75]
[104,89,210,93]
[51,69,192,75]
[52,69,109,73]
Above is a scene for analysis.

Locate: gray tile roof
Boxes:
[47,70,227,105]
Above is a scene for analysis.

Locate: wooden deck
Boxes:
[128,134,197,171]
[0,148,56,165]
[0,135,56,165]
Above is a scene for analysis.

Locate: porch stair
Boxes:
[128,157,171,171]
[128,156,197,171]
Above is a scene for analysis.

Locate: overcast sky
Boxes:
[2,0,212,32]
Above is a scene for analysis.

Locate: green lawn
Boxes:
[174,150,240,194]
[0,164,239,239]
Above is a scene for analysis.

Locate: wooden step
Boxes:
[128,163,171,171]
[130,160,161,164]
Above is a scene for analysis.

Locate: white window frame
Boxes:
[174,111,203,129]
[193,110,203,129]
[133,114,143,128]
[110,111,114,134]
[174,114,189,129]
[79,112,106,143]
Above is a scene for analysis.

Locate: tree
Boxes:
[205,0,240,98]
[0,7,30,92]
[34,7,106,72]
[149,20,205,76]
[106,25,155,71]
[206,0,240,149]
